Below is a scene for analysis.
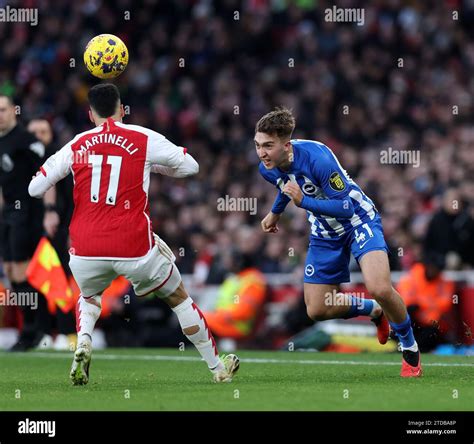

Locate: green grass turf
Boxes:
[0,348,472,411]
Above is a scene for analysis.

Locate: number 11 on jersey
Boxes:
[89,154,122,205]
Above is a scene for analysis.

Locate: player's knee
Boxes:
[183,325,200,336]
[367,284,393,302]
[306,304,330,321]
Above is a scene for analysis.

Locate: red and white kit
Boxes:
[29,117,198,297]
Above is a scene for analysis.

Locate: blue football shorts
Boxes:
[303,215,389,285]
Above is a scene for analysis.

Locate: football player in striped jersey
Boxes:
[255,108,421,377]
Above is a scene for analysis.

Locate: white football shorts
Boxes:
[69,234,181,299]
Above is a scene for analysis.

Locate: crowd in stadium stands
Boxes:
[1,0,473,286]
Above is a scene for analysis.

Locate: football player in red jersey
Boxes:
[29,84,239,385]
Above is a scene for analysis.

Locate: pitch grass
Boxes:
[0,348,472,411]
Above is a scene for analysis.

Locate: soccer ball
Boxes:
[83,34,129,79]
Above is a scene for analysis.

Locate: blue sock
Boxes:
[389,314,415,349]
[343,296,374,319]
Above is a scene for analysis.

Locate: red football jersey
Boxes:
[40,118,185,259]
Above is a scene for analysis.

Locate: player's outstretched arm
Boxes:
[29,167,59,198]
[28,144,72,198]
[282,181,354,218]
[261,211,281,233]
[272,188,291,214]
[150,152,199,177]
[261,189,290,233]
[147,129,198,177]
[280,148,356,218]
[259,164,290,215]
[300,195,354,218]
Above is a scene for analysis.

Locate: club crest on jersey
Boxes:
[329,172,345,191]
[302,182,317,196]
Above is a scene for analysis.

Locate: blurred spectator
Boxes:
[397,253,456,352]
[0,95,45,351]
[203,250,267,345]
[423,187,474,269]
[0,0,473,277]
[27,119,76,349]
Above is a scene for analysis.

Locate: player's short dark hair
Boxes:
[88,83,120,118]
[255,107,296,139]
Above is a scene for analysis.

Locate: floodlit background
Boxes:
[0,0,473,356]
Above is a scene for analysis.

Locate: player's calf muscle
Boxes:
[364,282,393,302]
[163,281,189,308]
[306,304,331,321]
[306,301,348,321]
[162,283,201,334]
[304,283,348,321]
[182,325,199,335]
[84,296,101,308]
[377,287,407,324]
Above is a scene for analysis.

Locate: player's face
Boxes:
[254,132,289,169]
[28,120,53,145]
[0,98,16,131]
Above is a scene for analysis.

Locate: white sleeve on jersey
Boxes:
[150,152,199,177]
[146,130,186,168]
[28,143,73,198]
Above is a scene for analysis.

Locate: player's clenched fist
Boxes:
[282,182,303,206]
[261,211,280,233]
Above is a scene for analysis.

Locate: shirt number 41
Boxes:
[354,223,374,249]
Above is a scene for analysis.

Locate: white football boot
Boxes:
[213,354,240,383]
[70,337,92,386]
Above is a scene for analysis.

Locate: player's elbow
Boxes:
[183,157,199,176]
[28,181,43,198]
[28,176,49,199]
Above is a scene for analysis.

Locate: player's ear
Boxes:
[119,104,125,119]
[88,109,95,124]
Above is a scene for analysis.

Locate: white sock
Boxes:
[369,300,382,318]
[172,297,223,371]
[402,341,419,352]
[76,295,102,344]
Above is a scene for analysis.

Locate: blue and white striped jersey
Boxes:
[259,139,378,240]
